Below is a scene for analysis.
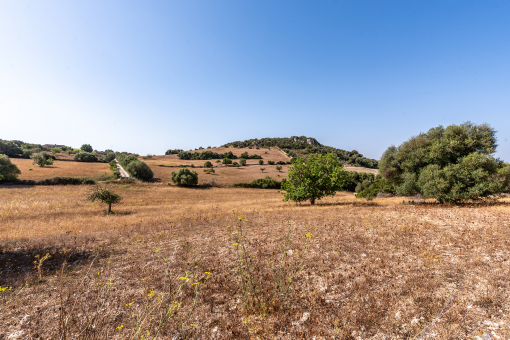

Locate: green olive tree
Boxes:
[88,185,123,214]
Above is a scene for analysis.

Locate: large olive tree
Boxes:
[379,122,509,202]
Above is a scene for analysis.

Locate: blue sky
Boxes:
[1,1,509,160]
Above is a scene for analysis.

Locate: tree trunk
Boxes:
[108,203,111,214]
[310,197,315,205]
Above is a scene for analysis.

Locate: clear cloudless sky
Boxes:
[1,0,509,160]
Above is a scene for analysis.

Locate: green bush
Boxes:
[104,152,116,163]
[239,158,247,166]
[171,168,198,186]
[165,149,183,155]
[222,158,232,166]
[0,140,22,157]
[356,179,394,199]
[233,162,240,167]
[31,152,54,167]
[232,177,283,189]
[267,160,275,165]
[203,168,215,174]
[36,177,96,186]
[118,154,139,168]
[126,160,154,181]
[74,152,99,162]
[276,165,282,172]
[80,144,93,153]
[204,161,213,168]
[276,161,286,165]
[258,159,264,165]
[0,155,21,181]
[379,122,508,202]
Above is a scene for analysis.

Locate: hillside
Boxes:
[222,136,378,168]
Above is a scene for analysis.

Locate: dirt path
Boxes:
[114,159,130,178]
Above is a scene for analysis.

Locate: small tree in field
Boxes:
[281,153,349,205]
[80,144,93,153]
[259,159,264,165]
[260,167,265,173]
[171,168,198,186]
[276,165,282,172]
[31,152,54,167]
[239,158,247,166]
[204,161,213,168]
[88,185,123,214]
[222,158,232,166]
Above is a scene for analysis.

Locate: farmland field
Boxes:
[1,180,510,339]
[10,158,110,181]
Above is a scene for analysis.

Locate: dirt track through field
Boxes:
[115,159,130,178]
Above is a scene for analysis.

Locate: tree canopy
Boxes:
[0,155,21,181]
[379,122,509,202]
[281,153,349,204]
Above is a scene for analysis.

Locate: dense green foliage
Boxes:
[0,155,21,181]
[80,144,93,152]
[204,161,213,168]
[232,176,283,189]
[259,159,264,165]
[126,160,154,181]
[222,158,232,166]
[0,140,22,157]
[165,149,183,155]
[239,158,247,166]
[379,122,509,202]
[73,152,99,162]
[104,152,116,163]
[281,153,350,204]
[355,179,394,199]
[31,152,54,167]
[36,177,96,185]
[276,165,282,172]
[203,168,215,174]
[267,160,275,165]
[178,150,237,160]
[240,152,262,159]
[109,160,121,178]
[50,148,62,155]
[171,168,198,186]
[224,136,378,168]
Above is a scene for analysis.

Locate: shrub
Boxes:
[203,168,215,174]
[74,152,99,162]
[379,122,509,202]
[87,185,122,214]
[118,155,138,168]
[204,161,213,168]
[0,155,21,181]
[104,152,116,163]
[171,168,198,186]
[356,179,394,199]
[239,158,247,166]
[36,177,96,186]
[241,152,249,159]
[0,140,22,156]
[281,153,349,205]
[260,167,265,172]
[31,152,54,167]
[249,154,262,159]
[215,160,221,163]
[165,149,183,155]
[222,158,232,166]
[267,160,275,165]
[276,165,282,172]
[80,144,93,153]
[259,160,264,165]
[233,162,240,167]
[126,160,154,181]
[50,148,62,155]
[232,177,283,189]
[276,161,286,165]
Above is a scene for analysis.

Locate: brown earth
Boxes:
[10,158,111,181]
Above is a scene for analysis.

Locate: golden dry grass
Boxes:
[1,184,510,339]
[10,158,111,181]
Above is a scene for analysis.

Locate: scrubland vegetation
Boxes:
[1,123,510,338]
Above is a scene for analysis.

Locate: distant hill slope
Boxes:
[222,136,378,169]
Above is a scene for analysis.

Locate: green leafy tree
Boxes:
[215,160,221,163]
[259,159,264,165]
[80,144,93,153]
[171,168,198,186]
[222,158,232,166]
[260,167,265,173]
[73,152,98,162]
[0,155,21,181]
[281,153,349,205]
[88,185,123,214]
[31,152,54,167]
[379,122,509,202]
[239,158,247,166]
[276,165,282,172]
[203,168,215,174]
[104,152,116,163]
[0,140,22,157]
[204,161,213,168]
[126,160,154,181]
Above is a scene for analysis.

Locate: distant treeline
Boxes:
[177,150,238,160]
[223,136,378,169]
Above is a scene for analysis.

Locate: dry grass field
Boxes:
[145,147,378,185]
[1,181,510,339]
[10,158,111,181]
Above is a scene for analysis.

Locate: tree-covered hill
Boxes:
[222,136,378,168]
